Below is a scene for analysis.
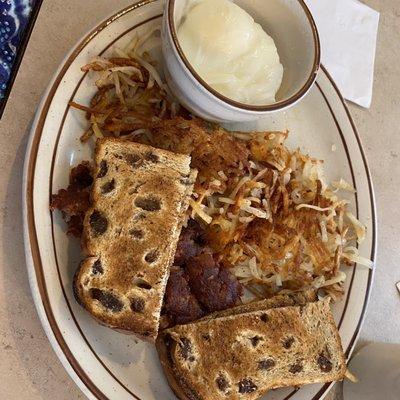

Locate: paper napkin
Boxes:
[305,0,380,108]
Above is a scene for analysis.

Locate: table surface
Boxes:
[0,0,398,399]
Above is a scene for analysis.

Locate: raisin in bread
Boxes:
[156,298,346,400]
[74,138,197,341]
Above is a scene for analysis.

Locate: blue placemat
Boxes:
[0,0,38,103]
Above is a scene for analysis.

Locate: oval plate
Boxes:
[23,1,377,399]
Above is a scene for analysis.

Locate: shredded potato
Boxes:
[187,131,373,299]
[70,30,180,143]
[72,30,373,302]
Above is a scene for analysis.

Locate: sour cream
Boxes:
[177,0,284,105]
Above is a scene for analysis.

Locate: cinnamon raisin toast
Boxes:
[156,298,346,400]
[74,138,197,341]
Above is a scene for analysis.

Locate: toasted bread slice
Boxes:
[74,138,197,341]
[197,290,317,322]
[156,298,346,400]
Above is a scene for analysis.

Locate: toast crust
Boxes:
[74,138,196,340]
[197,290,317,323]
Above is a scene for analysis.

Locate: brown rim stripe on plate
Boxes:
[283,388,300,400]
[277,74,376,400]
[279,80,361,400]
[167,0,321,112]
[315,81,359,331]
[310,68,376,400]
[319,66,376,360]
[27,1,158,399]
[26,2,376,399]
[49,13,163,400]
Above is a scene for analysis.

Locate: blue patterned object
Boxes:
[0,0,36,100]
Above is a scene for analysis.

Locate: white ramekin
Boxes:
[162,0,321,122]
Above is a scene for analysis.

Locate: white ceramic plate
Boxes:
[23,1,377,400]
